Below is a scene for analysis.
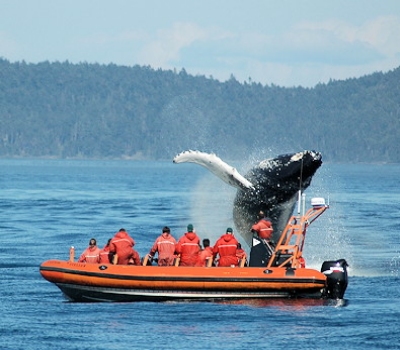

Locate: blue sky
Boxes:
[1,0,400,87]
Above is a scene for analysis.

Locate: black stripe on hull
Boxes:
[56,283,325,302]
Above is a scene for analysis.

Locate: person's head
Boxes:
[203,238,210,248]
[119,228,126,232]
[187,224,193,232]
[89,238,97,247]
[226,227,233,234]
[162,226,170,234]
[258,211,265,219]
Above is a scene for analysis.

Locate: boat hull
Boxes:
[40,260,328,302]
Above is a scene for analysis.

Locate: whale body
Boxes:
[173,150,322,248]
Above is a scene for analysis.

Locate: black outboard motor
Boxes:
[321,259,349,299]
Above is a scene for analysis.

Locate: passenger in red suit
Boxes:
[99,238,112,264]
[175,224,200,266]
[149,226,177,266]
[129,249,141,266]
[196,238,213,267]
[298,255,306,268]
[109,228,137,265]
[251,211,274,243]
[78,238,101,263]
[236,243,248,266]
[212,228,239,267]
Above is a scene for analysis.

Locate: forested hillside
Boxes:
[0,58,399,162]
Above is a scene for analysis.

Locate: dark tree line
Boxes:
[0,58,399,162]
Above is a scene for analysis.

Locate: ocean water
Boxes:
[1,159,400,350]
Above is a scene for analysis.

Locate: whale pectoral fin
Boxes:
[173,150,254,190]
[227,167,255,191]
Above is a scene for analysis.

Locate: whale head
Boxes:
[233,150,322,246]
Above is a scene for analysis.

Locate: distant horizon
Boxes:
[2,56,398,89]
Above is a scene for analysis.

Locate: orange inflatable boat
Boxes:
[39,194,348,302]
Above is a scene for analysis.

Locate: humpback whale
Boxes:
[173,150,322,248]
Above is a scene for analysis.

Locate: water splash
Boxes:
[189,173,237,245]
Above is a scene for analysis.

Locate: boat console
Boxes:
[248,193,348,299]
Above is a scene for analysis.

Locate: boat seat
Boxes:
[239,256,247,268]
[112,254,118,265]
[142,254,150,266]
[69,247,75,262]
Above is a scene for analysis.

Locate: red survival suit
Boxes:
[175,231,200,266]
[251,218,273,241]
[149,231,177,266]
[213,233,239,267]
[109,229,137,265]
[196,246,213,267]
[78,245,101,263]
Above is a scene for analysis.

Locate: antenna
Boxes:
[297,158,304,214]
[299,158,304,192]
